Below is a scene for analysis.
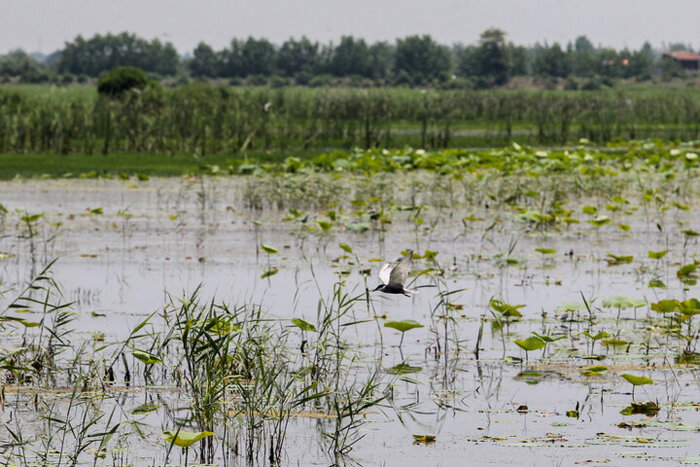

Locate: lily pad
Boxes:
[385,320,424,333]
[162,430,214,448]
[621,374,653,386]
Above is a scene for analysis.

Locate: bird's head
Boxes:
[371,284,384,292]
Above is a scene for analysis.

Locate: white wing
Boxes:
[388,251,412,287]
[378,262,392,285]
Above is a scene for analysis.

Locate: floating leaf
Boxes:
[338,243,353,254]
[581,365,607,376]
[648,279,666,288]
[514,336,546,351]
[582,206,598,215]
[581,331,610,341]
[490,299,525,318]
[606,253,633,265]
[648,250,668,260]
[412,434,436,444]
[261,267,279,279]
[162,430,214,448]
[534,248,556,255]
[291,318,316,332]
[531,332,566,343]
[387,363,422,375]
[260,244,279,254]
[132,403,160,415]
[682,229,699,237]
[621,374,653,386]
[651,299,680,314]
[620,401,660,416]
[589,216,610,226]
[132,349,162,365]
[555,302,586,313]
[601,296,646,309]
[347,222,370,233]
[385,320,424,333]
[618,224,631,231]
[317,220,332,231]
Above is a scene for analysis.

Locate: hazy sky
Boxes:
[2,0,699,54]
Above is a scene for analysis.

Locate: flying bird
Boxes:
[372,250,417,297]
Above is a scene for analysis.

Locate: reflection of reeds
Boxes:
[1,86,699,154]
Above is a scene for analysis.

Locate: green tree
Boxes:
[475,28,511,86]
[276,37,320,77]
[367,41,394,81]
[533,43,570,78]
[241,37,276,76]
[189,42,219,78]
[330,36,371,77]
[394,35,451,84]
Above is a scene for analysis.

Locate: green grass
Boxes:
[0,150,328,179]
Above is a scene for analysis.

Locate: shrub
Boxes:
[97,66,149,97]
[564,77,579,90]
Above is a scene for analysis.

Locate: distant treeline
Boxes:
[1,85,698,156]
[0,30,697,88]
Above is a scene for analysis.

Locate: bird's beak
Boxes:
[371,284,383,292]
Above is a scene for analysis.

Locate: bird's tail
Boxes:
[402,288,418,297]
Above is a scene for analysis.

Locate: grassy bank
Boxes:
[2,140,698,180]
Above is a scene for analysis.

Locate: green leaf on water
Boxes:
[132,349,162,365]
[162,430,214,448]
[338,243,353,254]
[582,206,598,215]
[601,296,646,309]
[648,279,666,288]
[602,338,629,347]
[261,267,279,279]
[514,336,546,351]
[682,229,699,237]
[260,244,279,254]
[581,365,607,376]
[679,299,700,316]
[531,332,566,343]
[589,216,610,226]
[606,253,633,265]
[490,299,525,318]
[131,403,160,415]
[385,320,424,333]
[677,263,698,278]
[412,434,436,444]
[651,299,680,314]
[291,318,316,332]
[621,374,653,386]
[347,222,370,233]
[555,302,586,313]
[387,363,422,375]
[618,224,631,231]
[317,220,332,231]
[648,250,668,259]
[581,331,610,341]
[534,248,556,255]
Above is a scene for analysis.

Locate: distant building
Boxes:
[663,51,700,73]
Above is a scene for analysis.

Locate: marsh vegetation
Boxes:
[0,140,699,465]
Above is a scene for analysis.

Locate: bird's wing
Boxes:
[378,262,392,285]
[388,251,412,287]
